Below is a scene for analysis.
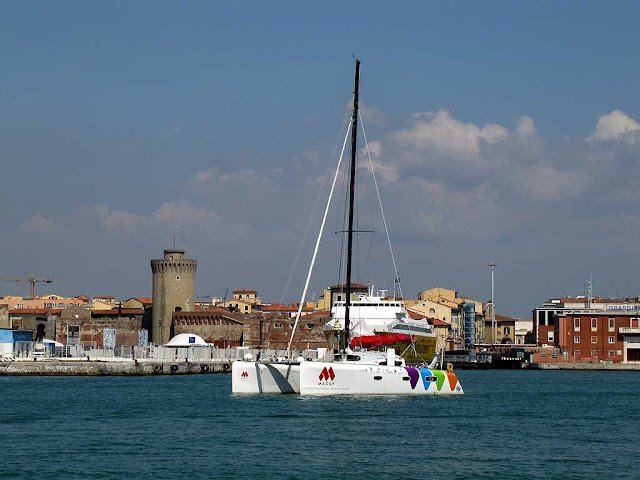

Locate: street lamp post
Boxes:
[489,262,497,345]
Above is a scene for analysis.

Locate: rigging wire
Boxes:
[286,120,352,354]
[359,111,404,301]
[279,111,351,305]
[335,153,349,292]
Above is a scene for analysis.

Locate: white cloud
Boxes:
[22,214,63,232]
[588,110,640,142]
[193,167,217,182]
[359,102,388,127]
[91,205,142,229]
[102,210,141,228]
[513,164,587,201]
[392,109,509,155]
[192,167,281,184]
[515,116,536,137]
[363,140,382,159]
[357,140,398,183]
[152,201,219,227]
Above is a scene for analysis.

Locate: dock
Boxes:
[0,358,232,376]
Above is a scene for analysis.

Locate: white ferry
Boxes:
[324,286,437,363]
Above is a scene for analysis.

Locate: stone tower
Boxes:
[150,249,197,345]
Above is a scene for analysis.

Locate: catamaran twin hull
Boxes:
[232,361,300,394]
[232,361,463,396]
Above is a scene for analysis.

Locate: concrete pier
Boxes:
[0,359,232,376]
[531,362,640,371]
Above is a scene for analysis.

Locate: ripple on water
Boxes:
[1,372,639,479]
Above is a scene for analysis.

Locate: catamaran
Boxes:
[232,60,463,396]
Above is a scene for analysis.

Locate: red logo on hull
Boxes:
[241,371,248,378]
[319,367,335,381]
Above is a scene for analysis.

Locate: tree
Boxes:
[524,331,536,344]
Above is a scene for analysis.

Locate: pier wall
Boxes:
[0,359,231,376]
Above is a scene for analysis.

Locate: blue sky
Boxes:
[2,1,640,318]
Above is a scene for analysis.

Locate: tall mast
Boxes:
[344,59,360,350]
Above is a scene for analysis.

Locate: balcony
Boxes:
[619,327,640,334]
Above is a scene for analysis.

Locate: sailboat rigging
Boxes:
[232,60,464,396]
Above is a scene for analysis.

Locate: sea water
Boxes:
[1,370,638,479]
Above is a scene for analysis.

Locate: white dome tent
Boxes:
[163,333,208,347]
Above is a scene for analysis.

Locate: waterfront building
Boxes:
[240,311,328,350]
[515,320,534,345]
[8,308,60,341]
[0,294,87,310]
[406,299,453,323]
[171,309,244,347]
[150,249,197,345]
[409,287,485,349]
[232,289,261,304]
[532,296,640,344]
[54,306,148,348]
[315,283,369,310]
[169,308,327,350]
[553,312,640,362]
[0,305,8,329]
[261,303,314,318]
[221,297,261,314]
[91,296,117,310]
[532,296,640,363]
[122,297,153,309]
[0,329,33,358]
[483,314,518,344]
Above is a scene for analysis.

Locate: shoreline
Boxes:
[530,362,640,371]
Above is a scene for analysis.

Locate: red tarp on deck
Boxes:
[351,333,413,349]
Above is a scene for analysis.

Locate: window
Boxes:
[591,350,598,358]
[548,331,554,342]
[608,350,616,358]
[591,318,597,331]
[574,318,580,331]
[608,318,615,332]
[429,308,436,315]
[632,318,639,328]
[274,323,283,328]
[574,336,580,343]
[337,295,342,301]
[504,327,511,335]
[306,323,315,329]
[591,336,598,344]
[608,336,615,344]
[574,350,580,357]
[16,304,23,309]
[244,306,248,311]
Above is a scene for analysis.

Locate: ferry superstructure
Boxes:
[324,286,438,363]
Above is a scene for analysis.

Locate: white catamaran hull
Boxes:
[299,361,463,396]
[232,361,300,394]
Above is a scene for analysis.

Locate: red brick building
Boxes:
[554,312,640,362]
[171,308,328,350]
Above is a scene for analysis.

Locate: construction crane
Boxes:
[0,273,53,299]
